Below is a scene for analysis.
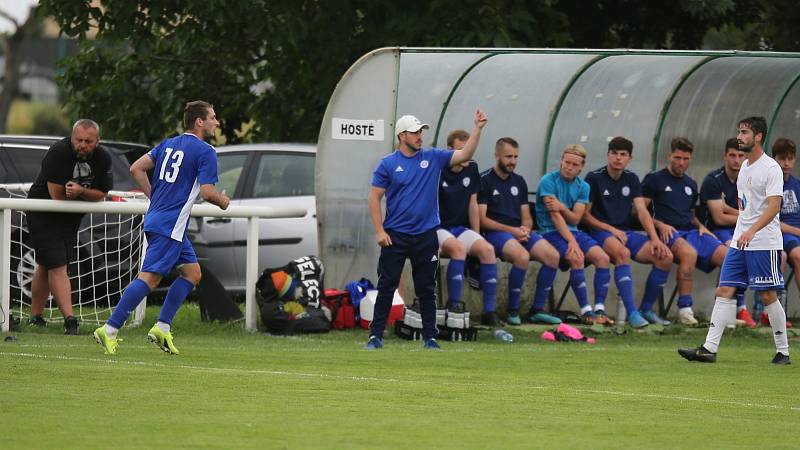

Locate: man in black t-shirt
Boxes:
[26,119,113,334]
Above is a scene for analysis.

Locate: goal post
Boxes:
[0,195,306,333]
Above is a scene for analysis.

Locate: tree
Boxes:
[0,5,41,133]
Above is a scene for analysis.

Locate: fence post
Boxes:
[245,216,260,332]
[1,208,11,332]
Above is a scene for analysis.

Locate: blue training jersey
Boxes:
[439,160,480,229]
[478,168,529,228]
[584,166,641,230]
[535,170,590,234]
[781,174,800,228]
[698,166,738,229]
[641,168,698,230]
[144,133,219,241]
[372,148,452,235]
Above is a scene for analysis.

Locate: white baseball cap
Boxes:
[395,115,430,136]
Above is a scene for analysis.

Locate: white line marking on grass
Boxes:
[4,350,799,412]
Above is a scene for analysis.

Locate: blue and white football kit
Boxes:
[584,166,666,318]
[437,160,497,313]
[780,175,800,254]
[371,148,453,341]
[478,168,556,315]
[107,133,219,330]
[699,166,739,244]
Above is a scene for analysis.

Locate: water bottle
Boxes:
[615,295,626,325]
[752,292,764,323]
[493,329,514,343]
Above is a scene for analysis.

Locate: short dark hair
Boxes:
[495,137,519,152]
[608,136,633,155]
[183,100,213,130]
[670,137,693,153]
[446,129,470,149]
[772,137,797,159]
[724,138,739,153]
[738,116,768,142]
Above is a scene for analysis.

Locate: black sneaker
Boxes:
[28,315,47,327]
[678,346,717,363]
[771,352,791,365]
[64,316,79,335]
[481,311,506,327]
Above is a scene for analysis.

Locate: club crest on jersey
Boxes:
[622,186,630,196]
[684,186,692,196]
[462,177,471,187]
[420,160,429,169]
[510,186,519,196]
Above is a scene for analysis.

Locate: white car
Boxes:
[188,143,318,292]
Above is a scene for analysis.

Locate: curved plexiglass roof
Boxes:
[317,48,800,288]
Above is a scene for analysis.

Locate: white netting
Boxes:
[2,184,147,325]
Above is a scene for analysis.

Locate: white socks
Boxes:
[104,324,119,338]
[765,301,789,356]
[157,321,171,333]
[703,297,736,353]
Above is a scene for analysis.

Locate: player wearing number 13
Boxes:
[94,101,230,355]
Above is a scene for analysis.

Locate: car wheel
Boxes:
[11,244,36,303]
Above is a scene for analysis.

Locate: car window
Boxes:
[4,147,47,181]
[217,153,248,199]
[0,156,8,183]
[252,153,315,198]
[110,154,136,191]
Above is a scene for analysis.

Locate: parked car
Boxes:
[0,134,149,303]
[188,143,317,292]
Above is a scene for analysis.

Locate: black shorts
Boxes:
[27,213,78,269]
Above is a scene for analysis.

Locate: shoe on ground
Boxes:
[64,316,79,335]
[760,312,794,328]
[481,311,506,327]
[27,315,46,327]
[771,352,791,365]
[678,346,716,363]
[679,309,699,326]
[736,309,756,328]
[593,310,615,326]
[423,338,441,350]
[506,310,522,326]
[93,326,122,355]
[580,311,596,325]
[641,309,671,325]
[147,325,180,355]
[627,310,649,329]
[528,311,562,324]
[364,335,383,350]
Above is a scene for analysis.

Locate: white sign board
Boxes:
[331,118,384,141]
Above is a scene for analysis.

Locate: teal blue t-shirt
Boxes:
[535,170,590,234]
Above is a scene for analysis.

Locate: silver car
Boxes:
[189,143,317,292]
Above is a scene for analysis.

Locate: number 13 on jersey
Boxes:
[159,147,184,183]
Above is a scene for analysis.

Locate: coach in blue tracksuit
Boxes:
[93,101,230,355]
[366,110,488,350]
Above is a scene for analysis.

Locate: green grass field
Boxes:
[3,305,799,450]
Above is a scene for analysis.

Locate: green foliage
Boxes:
[36,0,800,146]
[4,305,798,449]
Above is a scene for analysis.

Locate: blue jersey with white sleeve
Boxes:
[144,133,219,241]
[372,148,453,235]
[584,166,641,230]
[439,160,480,229]
[477,168,529,228]
[535,170,590,234]
[641,168,698,230]
[781,174,800,228]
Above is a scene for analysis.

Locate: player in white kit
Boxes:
[679,116,790,364]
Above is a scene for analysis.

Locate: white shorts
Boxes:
[437,226,485,253]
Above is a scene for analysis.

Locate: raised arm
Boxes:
[450,109,488,166]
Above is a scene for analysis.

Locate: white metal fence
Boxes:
[0,197,306,332]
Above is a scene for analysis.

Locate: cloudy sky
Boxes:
[0,1,38,33]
